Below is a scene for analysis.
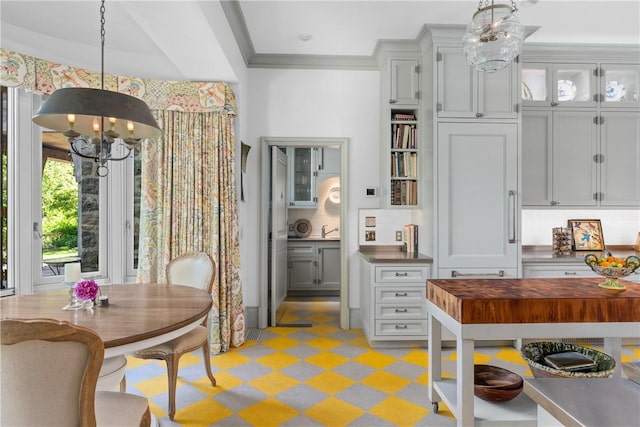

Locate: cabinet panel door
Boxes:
[318,244,340,289]
[288,257,316,289]
[552,111,598,206]
[390,59,419,105]
[437,123,519,269]
[522,110,553,206]
[600,112,640,206]
[437,47,475,118]
[477,62,518,119]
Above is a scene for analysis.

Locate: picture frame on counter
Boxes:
[568,219,605,251]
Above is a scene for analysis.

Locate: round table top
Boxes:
[0,283,213,350]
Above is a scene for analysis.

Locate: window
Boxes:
[1,86,10,296]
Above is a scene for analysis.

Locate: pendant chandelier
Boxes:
[32,0,160,177]
[462,0,525,73]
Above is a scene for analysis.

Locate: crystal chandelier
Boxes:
[32,0,160,177]
[462,0,525,73]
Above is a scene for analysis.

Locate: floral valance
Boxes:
[0,49,237,114]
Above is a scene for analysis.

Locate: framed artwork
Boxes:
[568,219,605,251]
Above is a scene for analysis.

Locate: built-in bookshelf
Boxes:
[390,109,418,206]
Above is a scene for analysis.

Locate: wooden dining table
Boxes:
[0,283,213,359]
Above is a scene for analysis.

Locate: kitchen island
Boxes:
[426,278,640,427]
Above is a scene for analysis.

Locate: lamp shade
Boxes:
[33,87,161,139]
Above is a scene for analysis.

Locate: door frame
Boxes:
[259,137,349,329]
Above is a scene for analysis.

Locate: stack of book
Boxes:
[403,224,419,254]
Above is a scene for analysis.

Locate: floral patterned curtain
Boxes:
[137,110,245,352]
[1,49,245,353]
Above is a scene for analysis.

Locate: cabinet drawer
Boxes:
[375,303,427,320]
[376,287,426,304]
[375,319,428,336]
[437,268,518,279]
[375,266,429,283]
[523,264,599,278]
[287,243,315,255]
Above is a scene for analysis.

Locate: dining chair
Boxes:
[132,251,217,420]
[0,318,151,427]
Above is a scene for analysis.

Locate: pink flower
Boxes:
[74,280,99,301]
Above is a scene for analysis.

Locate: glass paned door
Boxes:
[39,129,103,283]
[1,86,10,296]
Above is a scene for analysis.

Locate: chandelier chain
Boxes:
[100,0,106,92]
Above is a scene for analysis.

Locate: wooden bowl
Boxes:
[473,365,523,402]
[521,342,616,379]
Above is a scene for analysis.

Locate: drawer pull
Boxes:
[395,292,409,297]
[395,308,408,313]
[395,272,409,277]
[451,270,505,278]
[564,271,577,275]
[395,324,408,330]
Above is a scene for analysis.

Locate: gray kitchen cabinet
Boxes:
[288,240,340,293]
[389,58,420,106]
[600,112,640,206]
[436,122,520,278]
[522,62,597,108]
[436,46,518,119]
[286,147,318,208]
[522,110,598,207]
[360,258,430,347]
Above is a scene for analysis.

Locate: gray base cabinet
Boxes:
[360,258,430,347]
[288,240,340,294]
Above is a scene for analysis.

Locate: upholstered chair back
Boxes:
[166,251,216,293]
[1,319,103,427]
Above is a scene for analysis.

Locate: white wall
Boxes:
[522,209,640,246]
[243,68,381,314]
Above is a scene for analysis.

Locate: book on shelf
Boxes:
[403,224,419,254]
[393,113,415,121]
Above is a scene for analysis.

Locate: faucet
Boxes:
[321,225,339,238]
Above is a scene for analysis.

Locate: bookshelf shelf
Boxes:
[389,109,418,206]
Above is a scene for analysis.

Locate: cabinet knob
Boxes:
[550,102,559,107]
[395,292,409,297]
[389,99,397,104]
[395,308,408,313]
[395,324,408,330]
[475,112,483,118]
[395,272,409,277]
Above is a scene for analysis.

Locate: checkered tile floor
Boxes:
[123,300,640,426]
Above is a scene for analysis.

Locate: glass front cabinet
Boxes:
[286,147,318,208]
[522,62,640,109]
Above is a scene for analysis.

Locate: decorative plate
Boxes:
[557,79,577,101]
[293,219,312,238]
[606,81,626,102]
[521,82,533,101]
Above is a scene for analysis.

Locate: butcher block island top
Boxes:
[427,278,640,324]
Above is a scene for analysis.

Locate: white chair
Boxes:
[132,251,217,420]
[0,318,151,427]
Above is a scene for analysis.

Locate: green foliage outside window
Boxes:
[41,160,77,251]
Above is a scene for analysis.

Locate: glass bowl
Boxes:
[585,254,640,290]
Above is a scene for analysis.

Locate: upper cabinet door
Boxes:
[389,59,420,105]
[437,47,518,119]
[600,64,640,109]
[522,63,597,108]
[286,147,317,208]
[437,47,475,118]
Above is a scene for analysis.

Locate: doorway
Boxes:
[259,137,349,329]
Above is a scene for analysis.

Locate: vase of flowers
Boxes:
[74,280,100,309]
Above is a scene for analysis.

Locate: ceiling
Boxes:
[1,0,639,83]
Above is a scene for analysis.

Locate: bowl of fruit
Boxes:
[585,253,640,290]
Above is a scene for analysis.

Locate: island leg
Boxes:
[457,337,474,427]
[428,312,442,411]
